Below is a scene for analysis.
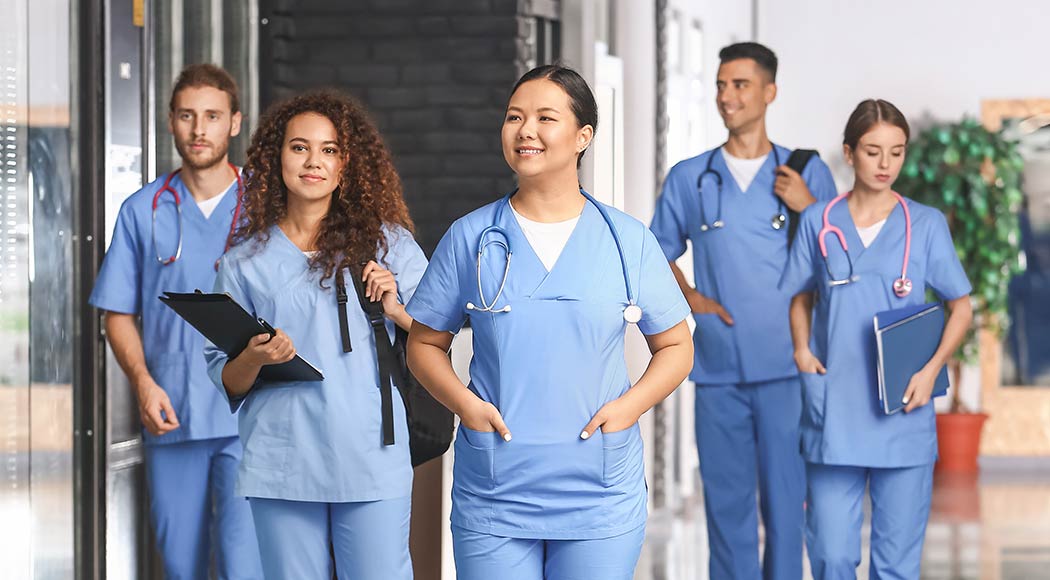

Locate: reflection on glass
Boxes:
[0,3,33,578]
[2,0,76,577]
[1002,117,1050,386]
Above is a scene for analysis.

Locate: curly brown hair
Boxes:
[234,90,413,285]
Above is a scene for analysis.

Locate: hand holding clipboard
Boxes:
[160,291,323,382]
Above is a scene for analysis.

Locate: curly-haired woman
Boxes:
[204,90,425,579]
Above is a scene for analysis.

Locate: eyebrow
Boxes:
[506,106,562,114]
[288,137,340,146]
[175,108,226,115]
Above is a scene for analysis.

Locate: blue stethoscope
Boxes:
[466,189,643,324]
[697,146,787,232]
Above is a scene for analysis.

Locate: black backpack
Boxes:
[785,149,820,249]
[335,268,454,467]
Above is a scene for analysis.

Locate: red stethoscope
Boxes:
[818,191,913,297]
[151,162,244,270]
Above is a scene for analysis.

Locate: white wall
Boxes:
[669,0,755,160]
[759,0,1050,189]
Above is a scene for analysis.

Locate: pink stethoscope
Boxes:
[818,191,913,297]
[152,162,244,270]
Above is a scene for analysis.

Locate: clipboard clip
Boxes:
[258,318,277,343]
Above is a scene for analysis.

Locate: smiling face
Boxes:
[844,122,908,193]
[715,58,776,134]
[501,78,593,180]
[169,85,242,170]
[280,112,346,203]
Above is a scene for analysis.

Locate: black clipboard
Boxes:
[159,291,324,382]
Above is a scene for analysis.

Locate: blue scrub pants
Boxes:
[806,462,934,580]
[694,377,806,580]
[144,436,262,580]
[451,524,645,580]
[249,495,412,579]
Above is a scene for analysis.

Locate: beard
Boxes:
[174,137,230,171]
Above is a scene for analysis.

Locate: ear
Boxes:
[167,111,175,135]
[764,82,777,105]
[843,144,854,166]
[576,124,594,154]
[230,111,243,138]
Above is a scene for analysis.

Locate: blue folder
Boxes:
[873,302,949,415]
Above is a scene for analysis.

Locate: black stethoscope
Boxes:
[151,162,244,271]
[697,146,787,232]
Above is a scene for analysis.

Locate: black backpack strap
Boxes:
[785,149,820,249]
[335,270,352,353]
[348,266,399,446]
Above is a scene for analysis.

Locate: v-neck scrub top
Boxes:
[205,224,428,501]
[779,196,971,468]
[90,171,243,445]
[407,195,690,540]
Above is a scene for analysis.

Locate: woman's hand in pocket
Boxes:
[794,348,826,374]
[460,398,512,442]
[580,396,640,440]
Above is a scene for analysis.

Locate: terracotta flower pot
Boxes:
[935,412,988,473]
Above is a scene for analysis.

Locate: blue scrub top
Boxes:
[205,224,427,502]
[651,144,838,385]
[407,195,690,540]
[779,196,971,468]
[89,172,242,445]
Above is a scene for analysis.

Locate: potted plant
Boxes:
[896,118,1026,473]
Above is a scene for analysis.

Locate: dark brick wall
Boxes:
[259,0,549,254]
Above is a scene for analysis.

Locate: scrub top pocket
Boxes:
[147,350,188,418]
[455,425,499,487]
[694,314,738,375]
[799,372,828,431]
[602,423,642,488]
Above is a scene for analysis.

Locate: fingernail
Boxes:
[902,396,910,404]
[503,433,512,442]
[580,431,590,440]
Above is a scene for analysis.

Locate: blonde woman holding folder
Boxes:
[779,99,973,580]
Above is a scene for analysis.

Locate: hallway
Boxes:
[637,464,1050,579]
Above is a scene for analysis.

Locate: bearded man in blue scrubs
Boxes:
[90,64,262,579]
[650,42,838,580]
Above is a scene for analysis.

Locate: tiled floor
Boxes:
[637,465,1050,579]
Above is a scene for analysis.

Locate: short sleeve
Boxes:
[381,224,428,305]
[405,222,467,333]
[635,227,691,336]
[925,212,972,301]
[650,164,691,261]
[779,206,821,296]
[204,255,254,412]
[802,156,839,202]
[89,201,142,314]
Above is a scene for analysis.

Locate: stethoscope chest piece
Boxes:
[623,303,643,324]
[893,277,913,298]
[771,213,787,230]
